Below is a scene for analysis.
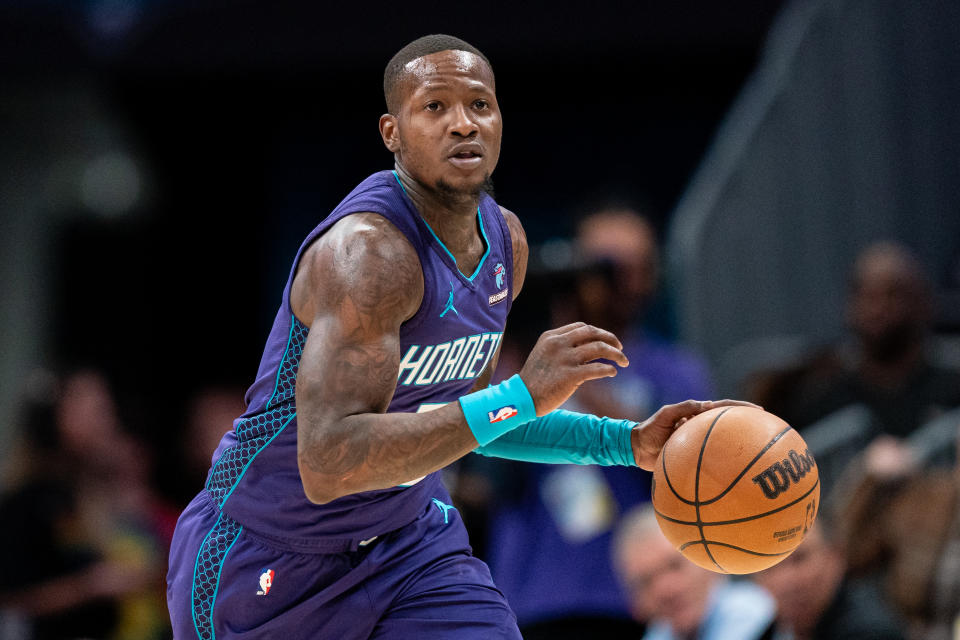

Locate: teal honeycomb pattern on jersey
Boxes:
[267,316,308,409]
[192,513,243,640]
[206,316,308,509]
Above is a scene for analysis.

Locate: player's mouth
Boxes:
[448,144,484,169]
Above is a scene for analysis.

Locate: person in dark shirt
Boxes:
[770,241,960,437]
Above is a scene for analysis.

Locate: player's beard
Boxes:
[435,174,495,205]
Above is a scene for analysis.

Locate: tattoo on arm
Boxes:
[291,213,479,502]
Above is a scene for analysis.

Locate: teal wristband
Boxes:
[458,374,537,446]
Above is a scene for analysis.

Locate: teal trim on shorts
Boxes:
[208,524,243,640]
[191,512,244,640]
[192,512,222,640]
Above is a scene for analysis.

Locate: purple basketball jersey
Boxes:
[204,171,514,547]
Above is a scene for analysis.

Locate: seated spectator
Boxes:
[612,504,775,640]
[754,517,906,640]
[836,432,960,639]
[762,241,960,438]
[168,384,247,507]
[567,208,712,421]
[482,209,712,638]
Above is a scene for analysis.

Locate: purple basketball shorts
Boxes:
[167,492,521,639]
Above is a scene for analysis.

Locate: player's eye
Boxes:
[425,102,441,112]
[473,99,488,110]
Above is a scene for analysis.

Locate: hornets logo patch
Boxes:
[493,263,505,289]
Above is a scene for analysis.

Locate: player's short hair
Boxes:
[383,34,492,114]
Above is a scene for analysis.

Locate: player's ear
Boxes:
[380,114,400,153]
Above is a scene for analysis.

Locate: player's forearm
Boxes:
[297,402,478,504]
[473,410,638,466]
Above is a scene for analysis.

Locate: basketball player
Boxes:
[166,34,751,639]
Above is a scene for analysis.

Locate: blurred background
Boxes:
[2,0,960,639]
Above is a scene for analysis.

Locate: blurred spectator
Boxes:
[754,518,906,640]
[836,431,960,640]
[0,367,174,640]
[169,384,246,507]
[482,209,713,638]
[611,504,775,640]
[565,209,711,421]
[755,241,960,438]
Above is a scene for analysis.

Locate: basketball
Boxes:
[651,406,819,574]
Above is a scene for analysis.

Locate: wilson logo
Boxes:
[751,449,817,500]
[488,405,518,423]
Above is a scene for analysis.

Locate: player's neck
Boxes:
[395,167,479,218]
[395,167,484,259]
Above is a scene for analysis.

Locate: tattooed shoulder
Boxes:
[292,213,424,328]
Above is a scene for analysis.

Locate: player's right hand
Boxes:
[518,322,629,416]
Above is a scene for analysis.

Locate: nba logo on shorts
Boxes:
[487,405,518,423]
[257,569,275,596]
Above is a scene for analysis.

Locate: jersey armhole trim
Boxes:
[266,317,296,409]
[494,203,516,313]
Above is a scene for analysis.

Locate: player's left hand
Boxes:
[630,399,760,471]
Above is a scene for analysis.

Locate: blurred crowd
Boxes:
[2,208,960,640]
[0,371,244,640]
[446,212,960,640]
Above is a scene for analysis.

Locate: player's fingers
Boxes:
[703,399,761,410]
[576,362,619,381]
[656,399,761,427]
[657,399,709,424]
[574,341,629,368]
[547,322,587,336]
[562,324,624,351]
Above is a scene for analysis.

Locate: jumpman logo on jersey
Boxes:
[431,498,457,524]
[439,281,459,318]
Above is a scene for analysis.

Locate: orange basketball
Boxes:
[651,406,819,574]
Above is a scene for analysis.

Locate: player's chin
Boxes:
[437,172,494,198]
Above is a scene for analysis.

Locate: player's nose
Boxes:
[448,104,478,138]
